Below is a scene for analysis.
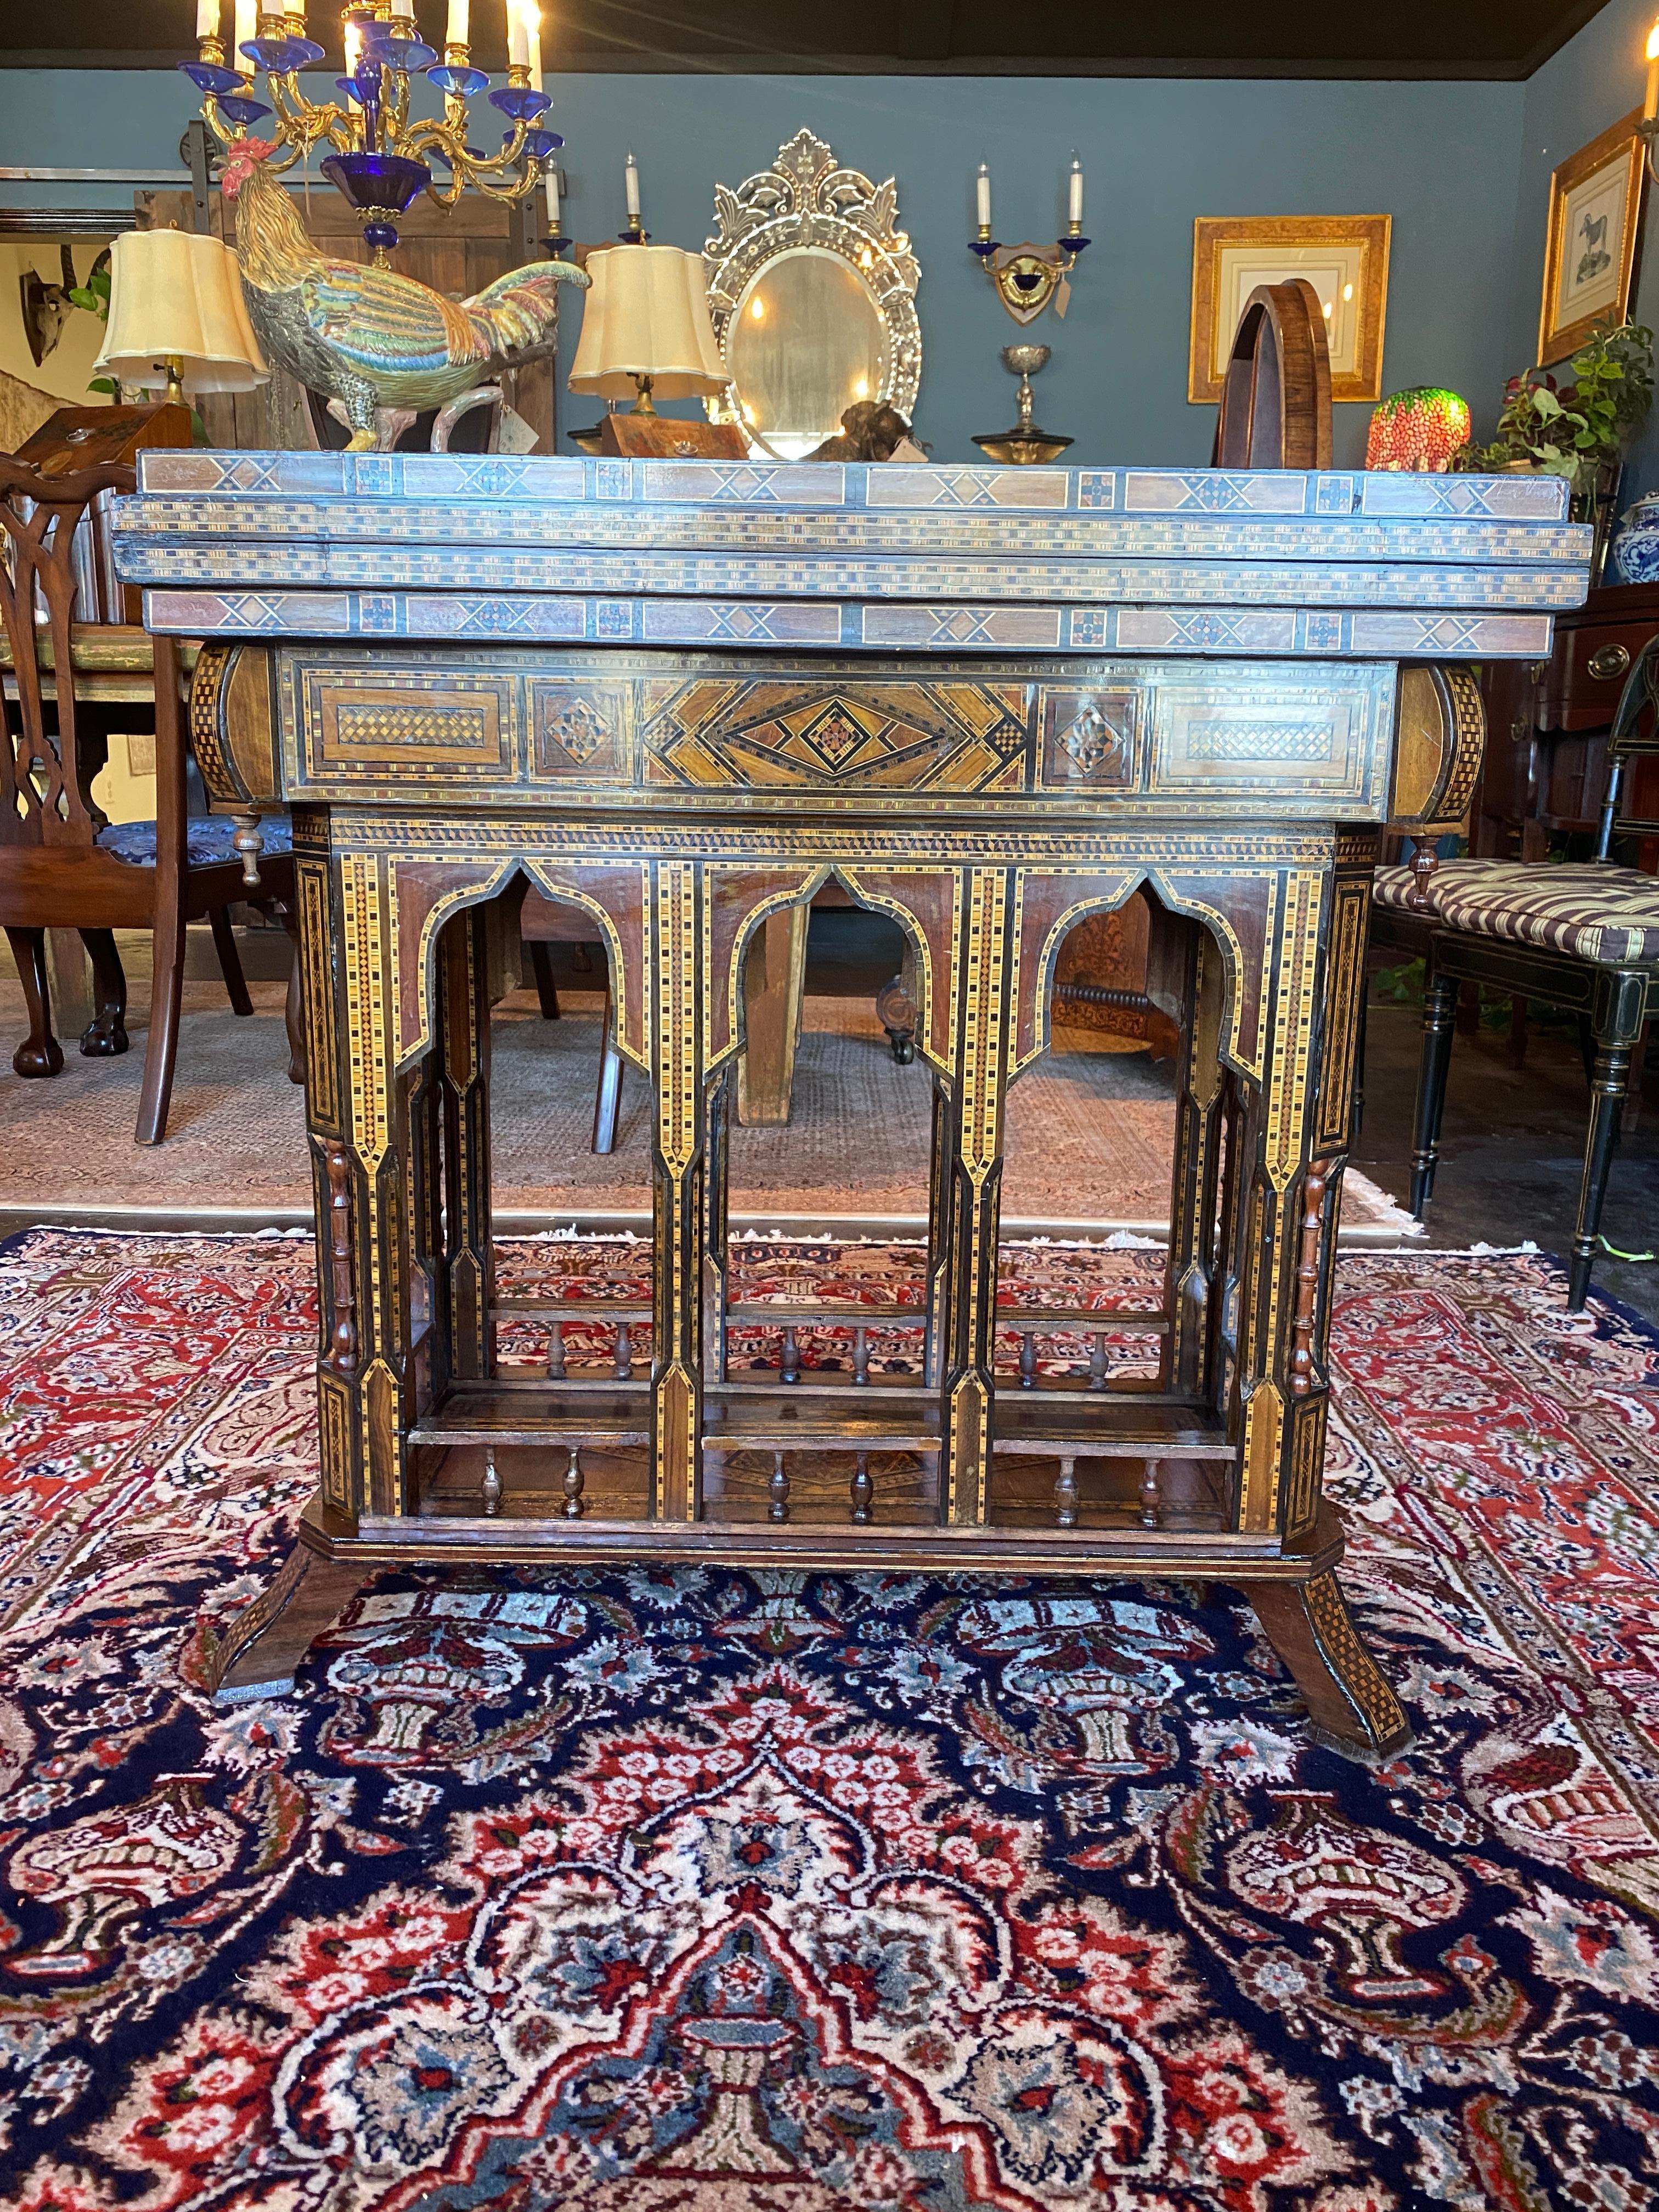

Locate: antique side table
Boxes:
[116,453,1589,1761]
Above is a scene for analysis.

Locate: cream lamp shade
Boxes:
[568,245,729,407]
[94,229,268,396]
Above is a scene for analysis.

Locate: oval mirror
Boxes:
[703,129,922,460]
[726,249,891,459]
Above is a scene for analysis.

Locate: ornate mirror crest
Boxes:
[703,129,921,459]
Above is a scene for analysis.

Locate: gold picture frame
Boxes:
[1189,215,1391,404]
[1538,110,1645,367]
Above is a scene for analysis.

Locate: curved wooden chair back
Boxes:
[1212,278,1333,470]
[0,454,136,852]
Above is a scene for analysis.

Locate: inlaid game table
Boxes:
[114,452,1589,1760]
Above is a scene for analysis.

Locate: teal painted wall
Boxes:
[1514,0,1659,506]
[0,66,1529,469]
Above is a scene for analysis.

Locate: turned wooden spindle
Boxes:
[322,1143,358,1377]
[1054,1454,1079,1529]
[1089,1330,1108,1390]
[769,1450,790,1523]
[1139,1461,1161,1529]
[1019,1330,1037,1389]
[1407,837,1439,913]
[1290,1158,1333,1398]
[614,1320,633,1381]
[853,1324,870,1386]
[562,1444,584,1519]
[850,1450,873,1523]
[781,1324,800,1384]
[546,1320,566,1380]
[481,1446,502,1517]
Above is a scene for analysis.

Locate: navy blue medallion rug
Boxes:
[2,1228,1658,2211]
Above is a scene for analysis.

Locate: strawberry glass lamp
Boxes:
[1365,388,1472,472]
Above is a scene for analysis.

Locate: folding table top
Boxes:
[115,452,1589,662]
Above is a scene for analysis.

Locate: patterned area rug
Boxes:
[3,1229,1658,2211]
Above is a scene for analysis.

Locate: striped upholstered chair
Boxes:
[1372,860,1659,1310]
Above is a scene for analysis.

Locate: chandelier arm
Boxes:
[264,75,352,159]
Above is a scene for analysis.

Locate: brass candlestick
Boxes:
[972,345,1073,466]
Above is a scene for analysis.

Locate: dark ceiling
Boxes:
[0,0,1617,75]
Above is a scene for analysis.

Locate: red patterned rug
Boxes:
[3,1228,1659,2211]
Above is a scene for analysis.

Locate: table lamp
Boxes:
[568,244,744,458]
[94,229,269,404]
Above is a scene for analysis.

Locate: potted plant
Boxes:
[1456,321,1653,581]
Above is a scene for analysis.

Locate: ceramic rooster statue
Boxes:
[221,137,586,450]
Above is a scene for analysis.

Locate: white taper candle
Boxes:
[545,165,560,228]
[445,0,468,45]
[625,151,641,219]
[1068,153,1084,227]
[976,161,991,231]
[197,0,221,41]
[233,0,256,69]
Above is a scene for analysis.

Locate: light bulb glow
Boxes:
[1646,19,1658,60]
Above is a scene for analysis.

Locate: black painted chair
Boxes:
[1374,859,1658,1308]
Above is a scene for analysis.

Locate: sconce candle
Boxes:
[1646,20,1659,120]
[544,165,560,228]
[625,152,641,219]
[1068,155,1084,230]
[976,161,991,234]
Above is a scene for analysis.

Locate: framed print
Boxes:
[1189,214,1391,404]
[1538,110,1645,366]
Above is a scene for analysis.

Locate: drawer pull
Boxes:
[1588,643,1632,680]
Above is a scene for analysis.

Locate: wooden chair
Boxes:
[1375,860,1659,1309]
[0,454,296,1143]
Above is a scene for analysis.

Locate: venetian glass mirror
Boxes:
[704,130,921,460]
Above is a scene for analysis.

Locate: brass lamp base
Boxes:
[972,343,1072,466]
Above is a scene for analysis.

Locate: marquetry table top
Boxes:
[115,453,1586,664]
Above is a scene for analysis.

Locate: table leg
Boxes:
[736,901,808,1125]
[1240,852,1408,1762]
[1167,920,1224,1401]
[438,904,495,1380]
[203,1539,365,1704]
[205,839,415,1697]
[1246,1553,1413,1762]
[939,867,1017,1524]
[651,859,706,1521]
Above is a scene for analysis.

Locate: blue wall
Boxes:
[1515,0,1659,503]
[0,66,1528,469]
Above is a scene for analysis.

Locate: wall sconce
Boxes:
[969,156,1089,325]
[1642,19,1659,177]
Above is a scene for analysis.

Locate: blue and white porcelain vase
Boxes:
[1613,492,1659,583]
